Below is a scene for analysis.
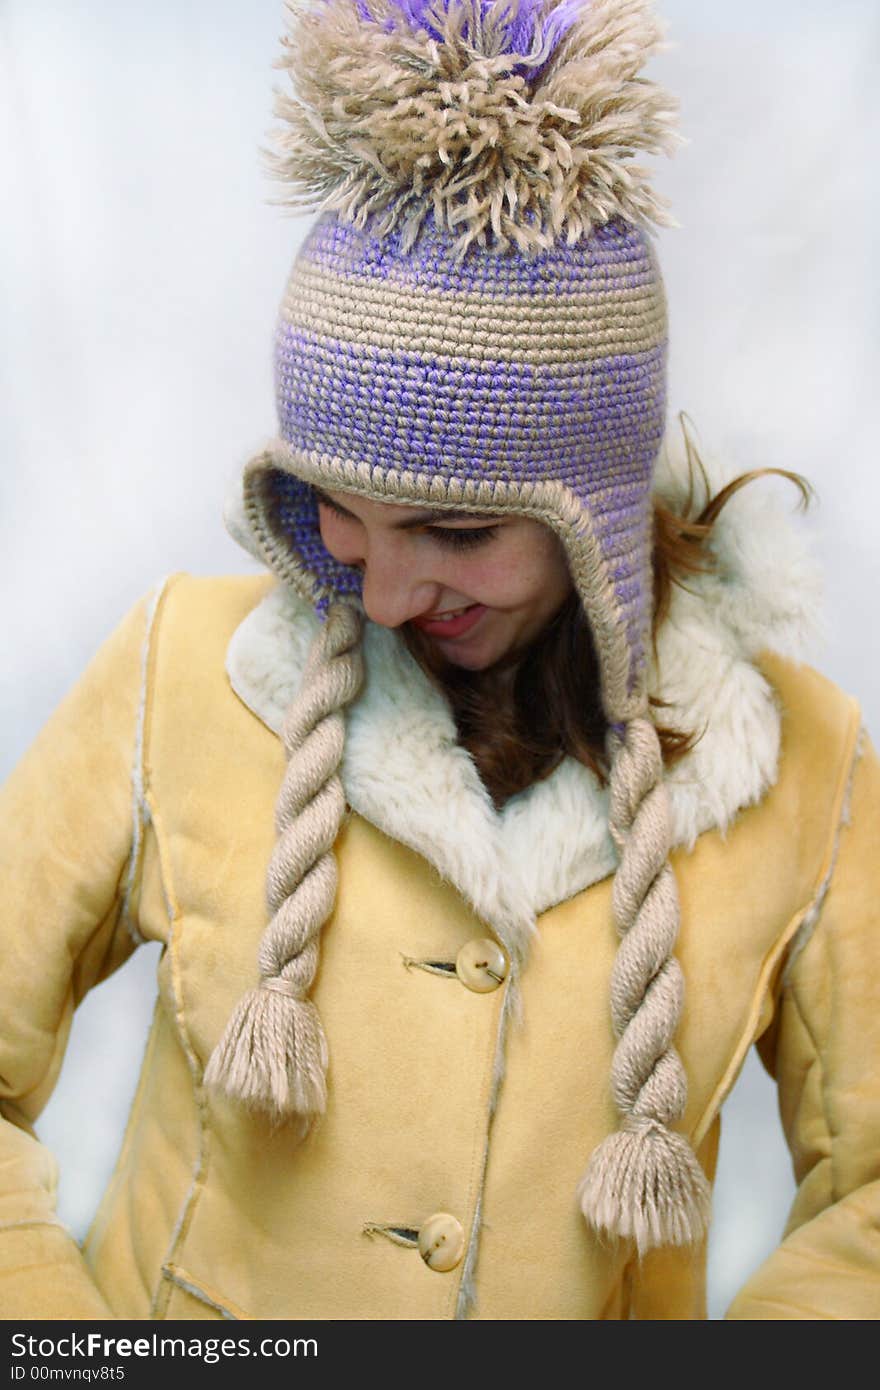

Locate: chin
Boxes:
[443,651,493,672]
[443,637,517,673]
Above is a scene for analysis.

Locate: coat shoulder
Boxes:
[749,649,863,893]
[158,571,277,645]
[145,572,280,735]
[756,649,862,762]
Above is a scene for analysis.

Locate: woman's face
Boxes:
[314,485,573,671]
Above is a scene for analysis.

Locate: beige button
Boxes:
[418,1213,465,1272]
[455,938,509,993]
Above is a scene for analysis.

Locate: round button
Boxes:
[455,938,509,993]
[418,1213,465,1272]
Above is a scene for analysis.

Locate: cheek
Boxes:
[318,512,356,564]
[466,534,568,607]
[457,549,522,602]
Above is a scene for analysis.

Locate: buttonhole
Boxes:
[400,954,457,977]
[362,1222,420,1248]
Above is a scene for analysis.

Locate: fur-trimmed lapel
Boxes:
[224,439,825,961]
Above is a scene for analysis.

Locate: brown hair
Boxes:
[399,419,814,811]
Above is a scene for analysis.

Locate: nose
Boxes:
[357,541,444,629]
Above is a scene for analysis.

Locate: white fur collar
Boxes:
[224,438,825,960]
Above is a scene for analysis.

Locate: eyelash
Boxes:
[316,496,499,550]
[431,527,498,550]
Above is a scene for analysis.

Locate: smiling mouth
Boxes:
[422,605,473,623]
[410,603,487,637]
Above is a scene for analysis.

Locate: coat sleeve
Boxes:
[0,583,167,1320]
[726,723,880,1319]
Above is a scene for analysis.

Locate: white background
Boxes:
[1,0,878,1319]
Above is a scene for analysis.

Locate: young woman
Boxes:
[1,0,877,1321]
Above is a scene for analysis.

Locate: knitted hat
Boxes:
[205,0,711,1256]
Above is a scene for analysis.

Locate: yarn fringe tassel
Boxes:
[203,985,329,1121]
[578,1118,712,1257]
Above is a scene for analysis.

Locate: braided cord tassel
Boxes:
[578,716,711,1255]
[204,602,365,1121]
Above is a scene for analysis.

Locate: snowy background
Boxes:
[1,0,878,1320]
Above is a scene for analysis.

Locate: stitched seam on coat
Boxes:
[147,806,212,1319]
[781,722,867,986]
[161,1264,242,1320]
[81,994,164,1283]
[787,985,832,1205]
[120,578,173,946]
[781,721,868,1211]
[0,1217,66,1234]
[689,694,863,1152]
[453,974,520,1320]
[137,577,214,1321]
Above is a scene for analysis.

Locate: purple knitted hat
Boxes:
[247,205,666,721]
[211,0,713,1260]
[242,0,679,721]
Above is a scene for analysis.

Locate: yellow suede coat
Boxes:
[0,570,878,1321]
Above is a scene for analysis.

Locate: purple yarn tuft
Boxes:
[349,0,584,79]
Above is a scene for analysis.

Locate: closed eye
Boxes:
[427,526,499,550]
[315,492,499,550]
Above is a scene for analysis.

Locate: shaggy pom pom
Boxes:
[268,0,682,258]
[203,985,330,1120]
[578,1117,712,1256]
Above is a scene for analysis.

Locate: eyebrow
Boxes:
[312,485,497,528]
